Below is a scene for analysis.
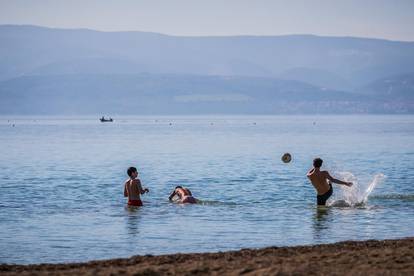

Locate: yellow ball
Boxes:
[282,153,292,163]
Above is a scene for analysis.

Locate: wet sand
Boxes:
[1,238,413,275]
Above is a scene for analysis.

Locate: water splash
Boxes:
[328,173,385,207]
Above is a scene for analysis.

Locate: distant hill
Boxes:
[0,73,373,115]
[357,73,414,100]
[1,25,414,88]
[1,25,414,114]
[278,67,353,90]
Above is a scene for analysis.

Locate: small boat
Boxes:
[100,116,113,122]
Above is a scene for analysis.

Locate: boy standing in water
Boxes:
[307,158,353,206]
[124,167,149,207]
[168,186,197,204]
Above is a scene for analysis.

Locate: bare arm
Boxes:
[326,172,353,186]
[124,182,128,197]
[307,168,315,178]
[135,179,149,194]
[168,189,177,201]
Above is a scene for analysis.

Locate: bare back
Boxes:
[176,188,192,198]
[124,179,143,200]
[307,168,331,195]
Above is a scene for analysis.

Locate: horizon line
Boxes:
[1,24,413,43]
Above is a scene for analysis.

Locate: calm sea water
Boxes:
[0,115,413,264]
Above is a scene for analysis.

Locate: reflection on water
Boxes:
[125,207,142,237]
[312,207,332,240]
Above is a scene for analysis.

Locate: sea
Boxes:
[0,115,413,264]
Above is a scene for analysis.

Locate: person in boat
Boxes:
[124,167,149,207]
[168,186,197,204]
[307,158,353,206]
[100,116,113,122]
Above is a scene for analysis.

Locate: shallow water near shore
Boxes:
[0,115,414,264]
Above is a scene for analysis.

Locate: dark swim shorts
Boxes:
[317,184,333,206]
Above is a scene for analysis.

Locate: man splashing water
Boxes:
[307,158,353,206]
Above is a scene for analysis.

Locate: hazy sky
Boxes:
[1,0,413,41]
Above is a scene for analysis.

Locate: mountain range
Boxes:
[0,25,413,114]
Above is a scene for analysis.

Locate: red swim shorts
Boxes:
[128,199,143,206]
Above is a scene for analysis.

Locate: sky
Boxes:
[0,0,414,41]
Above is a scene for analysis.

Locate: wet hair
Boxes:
[313,158,323,168]
[127,167,137,177]
[175,185,183,189]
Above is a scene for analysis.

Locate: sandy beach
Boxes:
[1,237,413,275]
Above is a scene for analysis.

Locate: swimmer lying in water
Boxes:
[168,186,197,204]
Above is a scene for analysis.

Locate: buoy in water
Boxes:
[281,153,292,163]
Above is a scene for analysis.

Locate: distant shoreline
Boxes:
[1,237,413,275]
[1,114,414,118]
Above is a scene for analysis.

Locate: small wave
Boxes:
[328,199,353,208]
[196,200,238,206]
[230,177,256,183]
[167,196,237,206]
[369,194,414,201]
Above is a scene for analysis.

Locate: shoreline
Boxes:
[1,238,413,275]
